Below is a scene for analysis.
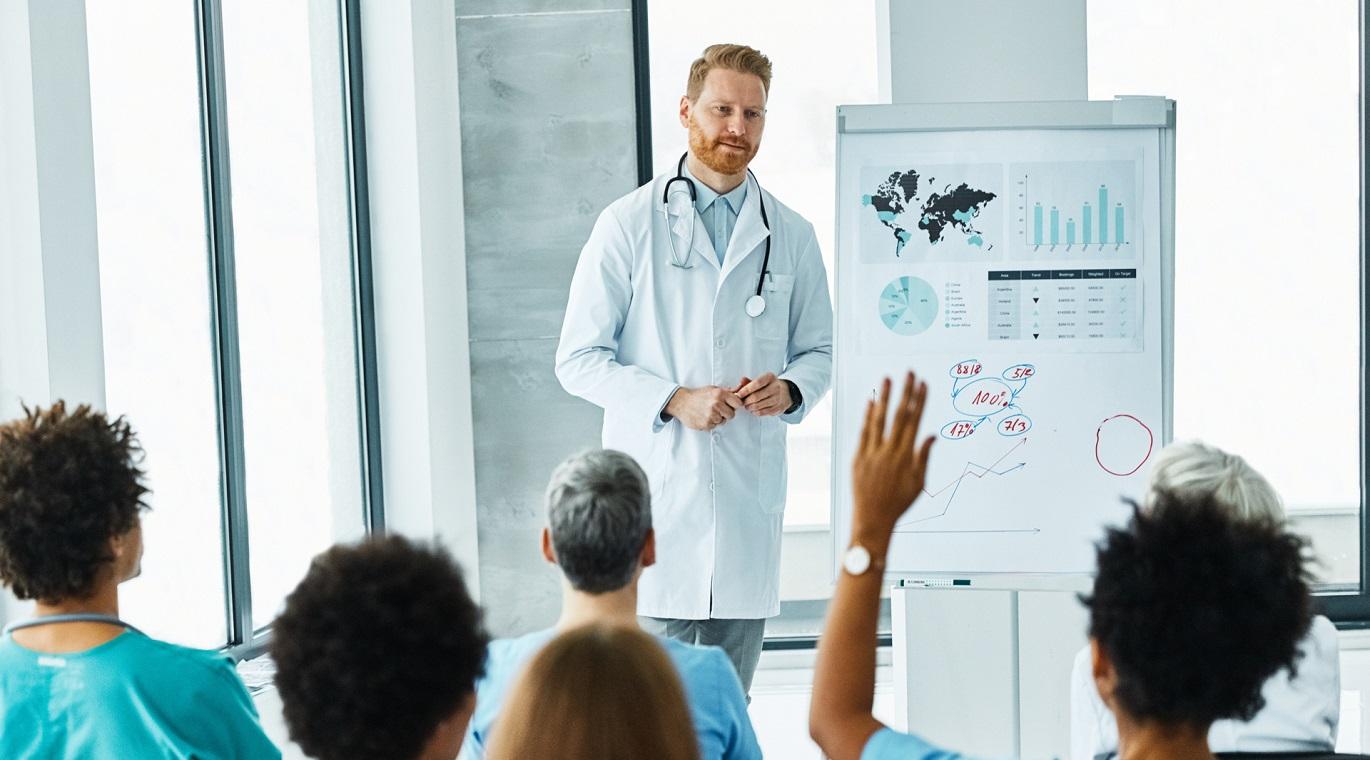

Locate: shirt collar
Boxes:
[682,160,747,215]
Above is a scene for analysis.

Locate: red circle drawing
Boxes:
[1094,414,1154,477]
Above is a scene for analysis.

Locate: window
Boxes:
[645,0,879,529]
[84,0,378,652]
[86,0,228,650]
[639,1,1369,625]
[1087,0,1364,595]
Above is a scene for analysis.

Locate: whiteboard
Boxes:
[831,99,1175,580]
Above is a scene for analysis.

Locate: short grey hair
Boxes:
[1146,440,1285,523]
[545,449,652,594]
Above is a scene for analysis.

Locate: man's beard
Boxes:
[688,117,756,176]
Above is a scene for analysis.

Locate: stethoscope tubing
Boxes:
[662,153,773,310]
[4,613,144,637]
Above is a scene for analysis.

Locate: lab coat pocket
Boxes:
[754,273,795,341]
[756,417,787,514]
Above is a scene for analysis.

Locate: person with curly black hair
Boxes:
[271,534,489,760]
[0,402,280,759]
[808,372,1314,760]
[1070,441,1339,759]
[1079,490,1313,758]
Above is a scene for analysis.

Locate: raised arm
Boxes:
[810,372,935,760]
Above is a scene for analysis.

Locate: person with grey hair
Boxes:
[459,449,761,760]
[1070,439,1341,760]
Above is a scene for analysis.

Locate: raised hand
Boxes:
[850,371,935,540]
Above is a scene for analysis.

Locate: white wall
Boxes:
[0,0,106,627]
[880,0,1086,103]
[359,0,481,581]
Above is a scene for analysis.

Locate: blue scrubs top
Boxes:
[462,627,761,760]
[861,727,978,760]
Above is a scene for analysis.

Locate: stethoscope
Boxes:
[662,152,772,318]
[5,613,144,637]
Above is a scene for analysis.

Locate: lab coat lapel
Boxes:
[660,206,721,272]
[720,174,769,282]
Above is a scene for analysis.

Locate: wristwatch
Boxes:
[783,380,802,414]
[842,544,884,577]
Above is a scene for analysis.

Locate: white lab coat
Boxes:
[1068,614,1341,759]
[555,169,833,620]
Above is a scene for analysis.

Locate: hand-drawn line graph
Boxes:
[895,437,1031,531]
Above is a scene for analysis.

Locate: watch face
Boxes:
[844,545,871,575]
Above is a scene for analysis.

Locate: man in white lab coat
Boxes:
[555,43,833,693]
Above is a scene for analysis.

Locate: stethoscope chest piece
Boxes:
[745,294,767,318]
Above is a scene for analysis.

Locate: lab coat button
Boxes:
[708,481,716,492]
[715,338,725,348]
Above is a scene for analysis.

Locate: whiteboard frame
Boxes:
[830,97,1177,591]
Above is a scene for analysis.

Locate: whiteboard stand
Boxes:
[831,97,1175,759]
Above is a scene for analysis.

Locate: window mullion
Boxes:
[339,0,385,535]
[193,0,254,649]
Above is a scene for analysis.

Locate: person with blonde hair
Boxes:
[486,624,701,760]
[1069,440,1340,759]
[557,41,834,692]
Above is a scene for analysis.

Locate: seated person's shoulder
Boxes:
[861,727,973,760]
[1307,614,1338,650]
[124,635,252,700]
[658,638,734,678]
[485,629,558,675]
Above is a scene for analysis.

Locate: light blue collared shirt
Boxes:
[683,163,747,266]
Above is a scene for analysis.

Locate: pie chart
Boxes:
[879,276,939,336]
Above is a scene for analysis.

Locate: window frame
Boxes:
[1318,0,1370,629]
[192,0,382,660]
[629,0,1370,630]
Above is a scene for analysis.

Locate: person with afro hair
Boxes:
[808,372,1314,760]
[1070,441,1339,758]
[271,534,489,760]
[0,402,280,759]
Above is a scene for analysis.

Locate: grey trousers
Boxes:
[639,615,767,696]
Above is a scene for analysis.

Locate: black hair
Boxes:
[0,402,148,601]
[271,535,489,760]
[1082,491,1312,729]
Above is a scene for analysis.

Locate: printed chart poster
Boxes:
[1008,160,1140,260]
[857,164,1004,263]
[834,125,1166,577]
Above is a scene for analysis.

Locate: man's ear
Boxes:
[541,527,556,565]
[641,528,656,569]
[1091,638,1119,712]
[679,95,692,128]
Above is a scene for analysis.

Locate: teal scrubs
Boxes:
[0,630,280,759]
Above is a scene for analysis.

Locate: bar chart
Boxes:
[1012,160,1137,256]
